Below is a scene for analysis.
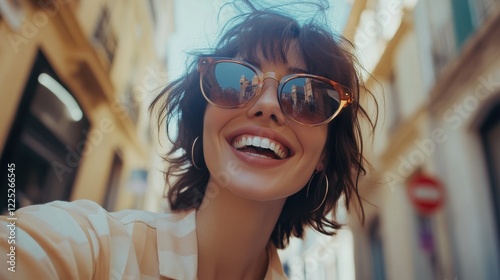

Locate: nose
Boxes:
[247,74,286,125]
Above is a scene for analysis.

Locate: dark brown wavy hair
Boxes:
[150,1,377,249]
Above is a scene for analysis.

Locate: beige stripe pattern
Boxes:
[0,200,287,279]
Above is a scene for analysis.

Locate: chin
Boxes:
[224,175,303,202]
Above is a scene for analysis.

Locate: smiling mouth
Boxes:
[231,134,290,160]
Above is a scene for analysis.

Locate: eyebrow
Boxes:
[244,58,309,75]
[288,66,309,74]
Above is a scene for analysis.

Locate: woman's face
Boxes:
[202,42,328,201]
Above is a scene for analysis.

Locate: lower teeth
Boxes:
[245,152,273,159]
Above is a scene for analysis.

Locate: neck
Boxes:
[195,180,286,280]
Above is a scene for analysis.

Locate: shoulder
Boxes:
[28,200,193,231]
[1,200,197,279]
[16,199,108,221]
[110,204,196,231]
[17,199,102,213]
[15,199,196,230]
[12,199,109,235]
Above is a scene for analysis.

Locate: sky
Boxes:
[167,0,352,81]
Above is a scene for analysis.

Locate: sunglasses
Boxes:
[198,57,352,126]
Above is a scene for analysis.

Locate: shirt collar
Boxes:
[156,209,287,279]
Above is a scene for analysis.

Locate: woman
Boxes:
[0,2,375,279]
[149,1,374,278]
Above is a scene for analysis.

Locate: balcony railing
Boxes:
[431,19,456,75]
[471,0,499,26]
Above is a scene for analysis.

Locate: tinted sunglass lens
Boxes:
[202,62,259,107]
[280,77,340,124]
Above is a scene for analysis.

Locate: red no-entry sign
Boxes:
[407,174,445,215]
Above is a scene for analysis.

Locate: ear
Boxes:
[315,152,326,171]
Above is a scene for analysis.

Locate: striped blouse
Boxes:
[0,200,286,279]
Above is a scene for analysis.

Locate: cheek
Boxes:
[203,106,229,138]
[298,126,328,158]
[202,114,224,182]
[203,105,217,125]
[202,105,239,172]
[203,105,238,127]
[202,106,223,157]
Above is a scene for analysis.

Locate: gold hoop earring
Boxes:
[306,172,329,212]
[191,136,202,170]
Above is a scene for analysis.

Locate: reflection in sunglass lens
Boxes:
[280,78,340,124]
[201,62,259,107]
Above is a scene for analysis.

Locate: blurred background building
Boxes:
[1,0,499,279]
[0,0,174,213]
[346,0,500,279]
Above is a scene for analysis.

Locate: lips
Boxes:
[231,134,290,159]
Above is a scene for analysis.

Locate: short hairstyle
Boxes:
[150,5,376,249]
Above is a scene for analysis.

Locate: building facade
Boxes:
[347,0,500,279]
[0,0,174,212]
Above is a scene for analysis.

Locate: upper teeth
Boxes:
[232,135,288,159]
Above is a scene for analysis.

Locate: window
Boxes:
[450,0,474,48]
[93,6,117,66]
[121,83,139,125]
[431,19,456,74]
[469,0,497,28]
[480,102,500,257]
[148,0,157,27]
[103,151,123,211]
[0,52,90,212]
[424,0,457,75]
[387,72,402,133]
[369,217,387,280]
